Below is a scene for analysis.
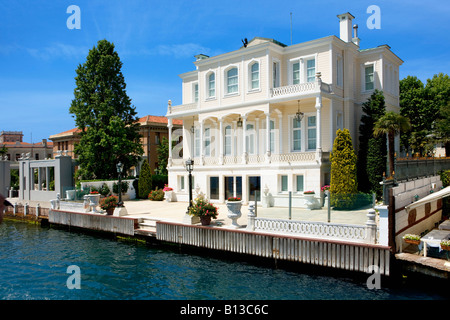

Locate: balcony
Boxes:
[166,74,332,117]
[170,151,327,168]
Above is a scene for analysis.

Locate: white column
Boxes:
[219,118,224,165]
[168,118,173,166]
[278,114,283,154]
[242,116,248,164]
[199,119,204,165]
[315,94,322,152]
[265,113,271,154]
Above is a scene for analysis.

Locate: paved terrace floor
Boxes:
[111,199,370,227]
[7,198,371,228]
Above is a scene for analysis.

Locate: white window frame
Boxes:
[272,58,281,88]
[336,55,343,87]
[306,115,317,151]
[194,127,200,158]
[224,65,239,96]
[290,115,302,152]
[204,126,211,157]
[306,58,316,83]
[362,62,375,92]
[245,122,256,155]
[289,54,317,85]
[193,82,199,102]
[280,175,288,193]
[248,60,260,91]
[296,175,304,193]
[224,124,232,156]
[207,71,216,99]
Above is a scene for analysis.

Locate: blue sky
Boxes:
[1,0,449,143]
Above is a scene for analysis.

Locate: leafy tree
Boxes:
[330,129,358,209]
[435,102,450,156]
[157,136,169,175]
[399,76,427,154]
[138,160,152,199]
[373,112,410,179]
[425,73,450,156]
[357,89,387,195]
[0,145,7,157]
[69,39,143,179]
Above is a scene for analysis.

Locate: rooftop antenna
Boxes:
[290,12,293,45]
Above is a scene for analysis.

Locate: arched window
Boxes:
[250,62,259,89]
[208,73,215,98]
[227,68,238,94]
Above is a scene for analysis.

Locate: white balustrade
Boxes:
[253,217,370,243]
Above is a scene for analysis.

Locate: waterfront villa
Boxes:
[165,12,403,207]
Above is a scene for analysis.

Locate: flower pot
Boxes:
[164,191,173,202]
[84,194,100,213]
[304,194,320,210]
[441,244,450,251]
[200,216,211,226]
[404,239,421,245]
[106,208,114,215]
[226,201,242,228]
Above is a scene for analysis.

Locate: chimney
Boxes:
[337,12,355,43]
[352,24,360,46]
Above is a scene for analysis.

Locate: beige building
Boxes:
[0,131,53,161]
[49,115,182,174]
[166,12,403,207]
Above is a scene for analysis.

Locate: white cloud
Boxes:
[26,43,89,60]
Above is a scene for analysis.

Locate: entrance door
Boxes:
[248,176,261,201]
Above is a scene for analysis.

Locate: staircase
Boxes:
[135,217,159,236]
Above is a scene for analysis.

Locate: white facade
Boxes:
[166,12,403,207]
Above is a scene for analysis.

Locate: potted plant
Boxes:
[303,191,320,210]
[163,184,174,202]
[226,197,242,228]
[440,240,450,251]
[403,234,421,245]
[100,195,118,215]
[188,195,218,226]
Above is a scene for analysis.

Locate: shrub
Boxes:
[148,188,164,201]
[113,181,129,194]
[138,161,152,199]
[99,183,111,197]
[330,129,358,209]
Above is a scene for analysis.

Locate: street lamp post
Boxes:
[185,158,194,214]
[116,162,124,207]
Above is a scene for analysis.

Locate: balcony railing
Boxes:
[170,152,321,168]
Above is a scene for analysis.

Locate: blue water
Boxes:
[0,220,448,300]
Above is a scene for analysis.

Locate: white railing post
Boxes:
[365,209,377,244]
[247,202,256,231]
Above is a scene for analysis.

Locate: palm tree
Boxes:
[374,112,411,178]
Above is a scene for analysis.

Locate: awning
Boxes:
[405,186,450,212]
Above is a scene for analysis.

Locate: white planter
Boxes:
[84,194,100,213]
[164,190,173,202]
[226,201,242,228]
[304,194,320,210]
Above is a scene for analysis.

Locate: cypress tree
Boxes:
[330,129,358,209]
[138,160,152,199]
[357,89,387,195]
[69,39,143,179]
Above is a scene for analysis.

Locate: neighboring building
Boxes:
[165,12,403,207]
[0,131,53,161]
[49,115,182,174]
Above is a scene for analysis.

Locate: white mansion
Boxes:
[165,12,402,207]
